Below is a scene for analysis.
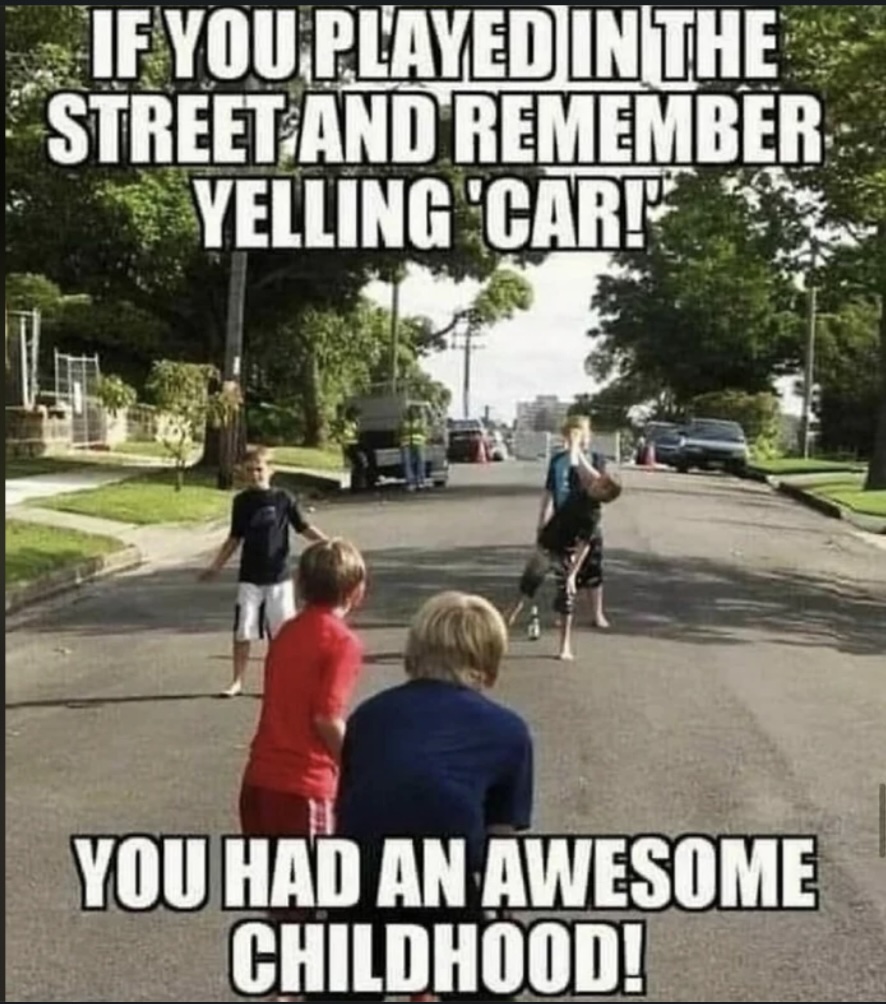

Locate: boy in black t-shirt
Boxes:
[200,447,327,698]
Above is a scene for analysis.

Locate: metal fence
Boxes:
[54,351,104,447]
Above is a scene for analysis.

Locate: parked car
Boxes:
[675,419,749,475]
[448,419,486,463]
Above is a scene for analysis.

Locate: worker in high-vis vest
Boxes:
[400,405,428,491]
[341,407,371,491]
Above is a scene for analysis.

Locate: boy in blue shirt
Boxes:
[318,592,534,1002]
[507,416,612,634]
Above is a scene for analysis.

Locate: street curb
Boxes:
[776,482,886,536]
[5,546,144,616]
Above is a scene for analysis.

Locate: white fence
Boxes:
[512,430,623,465]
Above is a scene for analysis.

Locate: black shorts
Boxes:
[518,550,552,599]
[576,535,604,590]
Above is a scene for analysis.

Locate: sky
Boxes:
[364,253,609,423]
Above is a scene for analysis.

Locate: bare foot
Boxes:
[593,616,611,631]
[558,650,575,662]
[220,681,243,698]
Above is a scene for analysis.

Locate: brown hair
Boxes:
[405,592,509,690]
[297,539,367,608]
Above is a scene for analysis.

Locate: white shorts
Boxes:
[234,581,296,643]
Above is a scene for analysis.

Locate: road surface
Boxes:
[6,463,886,1002]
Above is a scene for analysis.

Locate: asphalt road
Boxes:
[6,463,886,1003]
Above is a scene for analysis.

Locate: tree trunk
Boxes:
[302,349,324,448]
[864,293,886,491]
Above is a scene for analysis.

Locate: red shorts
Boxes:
[239,784,335,839]
[239,784,335,923]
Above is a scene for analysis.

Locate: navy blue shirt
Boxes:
[336,680,534,874]
[230,488,309,586]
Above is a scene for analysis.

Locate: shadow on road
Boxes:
[17,539,885,661]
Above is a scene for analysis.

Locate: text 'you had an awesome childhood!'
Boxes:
[45,7,825,256]
[72,834,821,998]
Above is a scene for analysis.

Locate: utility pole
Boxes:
[390,278,401,395]
[800,244,819,461]
[217,73,257,490]
[453,326,483,419]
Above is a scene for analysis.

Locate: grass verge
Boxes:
[34,468,331,526]
[752,458,867,477]
[37,468,232,526]
[6,520,126,586]
[273,446,345,472]
[5,457,94,480]
[810,480,886,519]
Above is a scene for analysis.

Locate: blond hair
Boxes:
[405,592,508,690]
[297,539,366,608]
[562,415,591,439]
[243,445,273,467]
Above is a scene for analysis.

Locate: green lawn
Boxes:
[6,520,126,586]
[272,446,345,472]
[753,458,868,477]
[111,441,194,460]
[5,456,93,480]
[810,479,886,519]
[38,469,233,526]
[34,467,327,526]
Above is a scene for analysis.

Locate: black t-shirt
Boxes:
[230,488,309,585]
[538,490,601,556]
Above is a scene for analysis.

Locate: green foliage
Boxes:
[591,172,804,408]
[813,300,881,460]
[96,375,138,417]
[5,274,63,316]
[146,361,231,489]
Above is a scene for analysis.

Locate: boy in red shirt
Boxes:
[239,538,367,1001]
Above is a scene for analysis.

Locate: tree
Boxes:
[812,300,881,460]
[777,6,886,489]
[590,172,804,407]
[145,361,238,490]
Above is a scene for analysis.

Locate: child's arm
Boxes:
[199,536,241,581]
[313,635,363,762]
[287,494,328,543]
[200,498,243,580]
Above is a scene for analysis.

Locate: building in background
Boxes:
[516,395,572,433]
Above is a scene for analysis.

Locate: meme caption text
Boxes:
[72,834,819,997]
[44,7,825,254]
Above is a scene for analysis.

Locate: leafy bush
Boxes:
[96,374,138,416]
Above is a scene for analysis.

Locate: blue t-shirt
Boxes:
[545,449,607,511]
[336,680,534,874]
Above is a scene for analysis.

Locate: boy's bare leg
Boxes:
[505,597,526,628]
[222,641,251,697]
[558,614,576,661]
[590,586,610,629]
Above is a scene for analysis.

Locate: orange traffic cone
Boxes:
[474,437,488,464]
[643,442,657,468]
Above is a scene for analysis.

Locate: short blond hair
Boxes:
[562,415,591,439]
[243,446,273,467]
[297,539,366,608]
[405,592,508,690]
